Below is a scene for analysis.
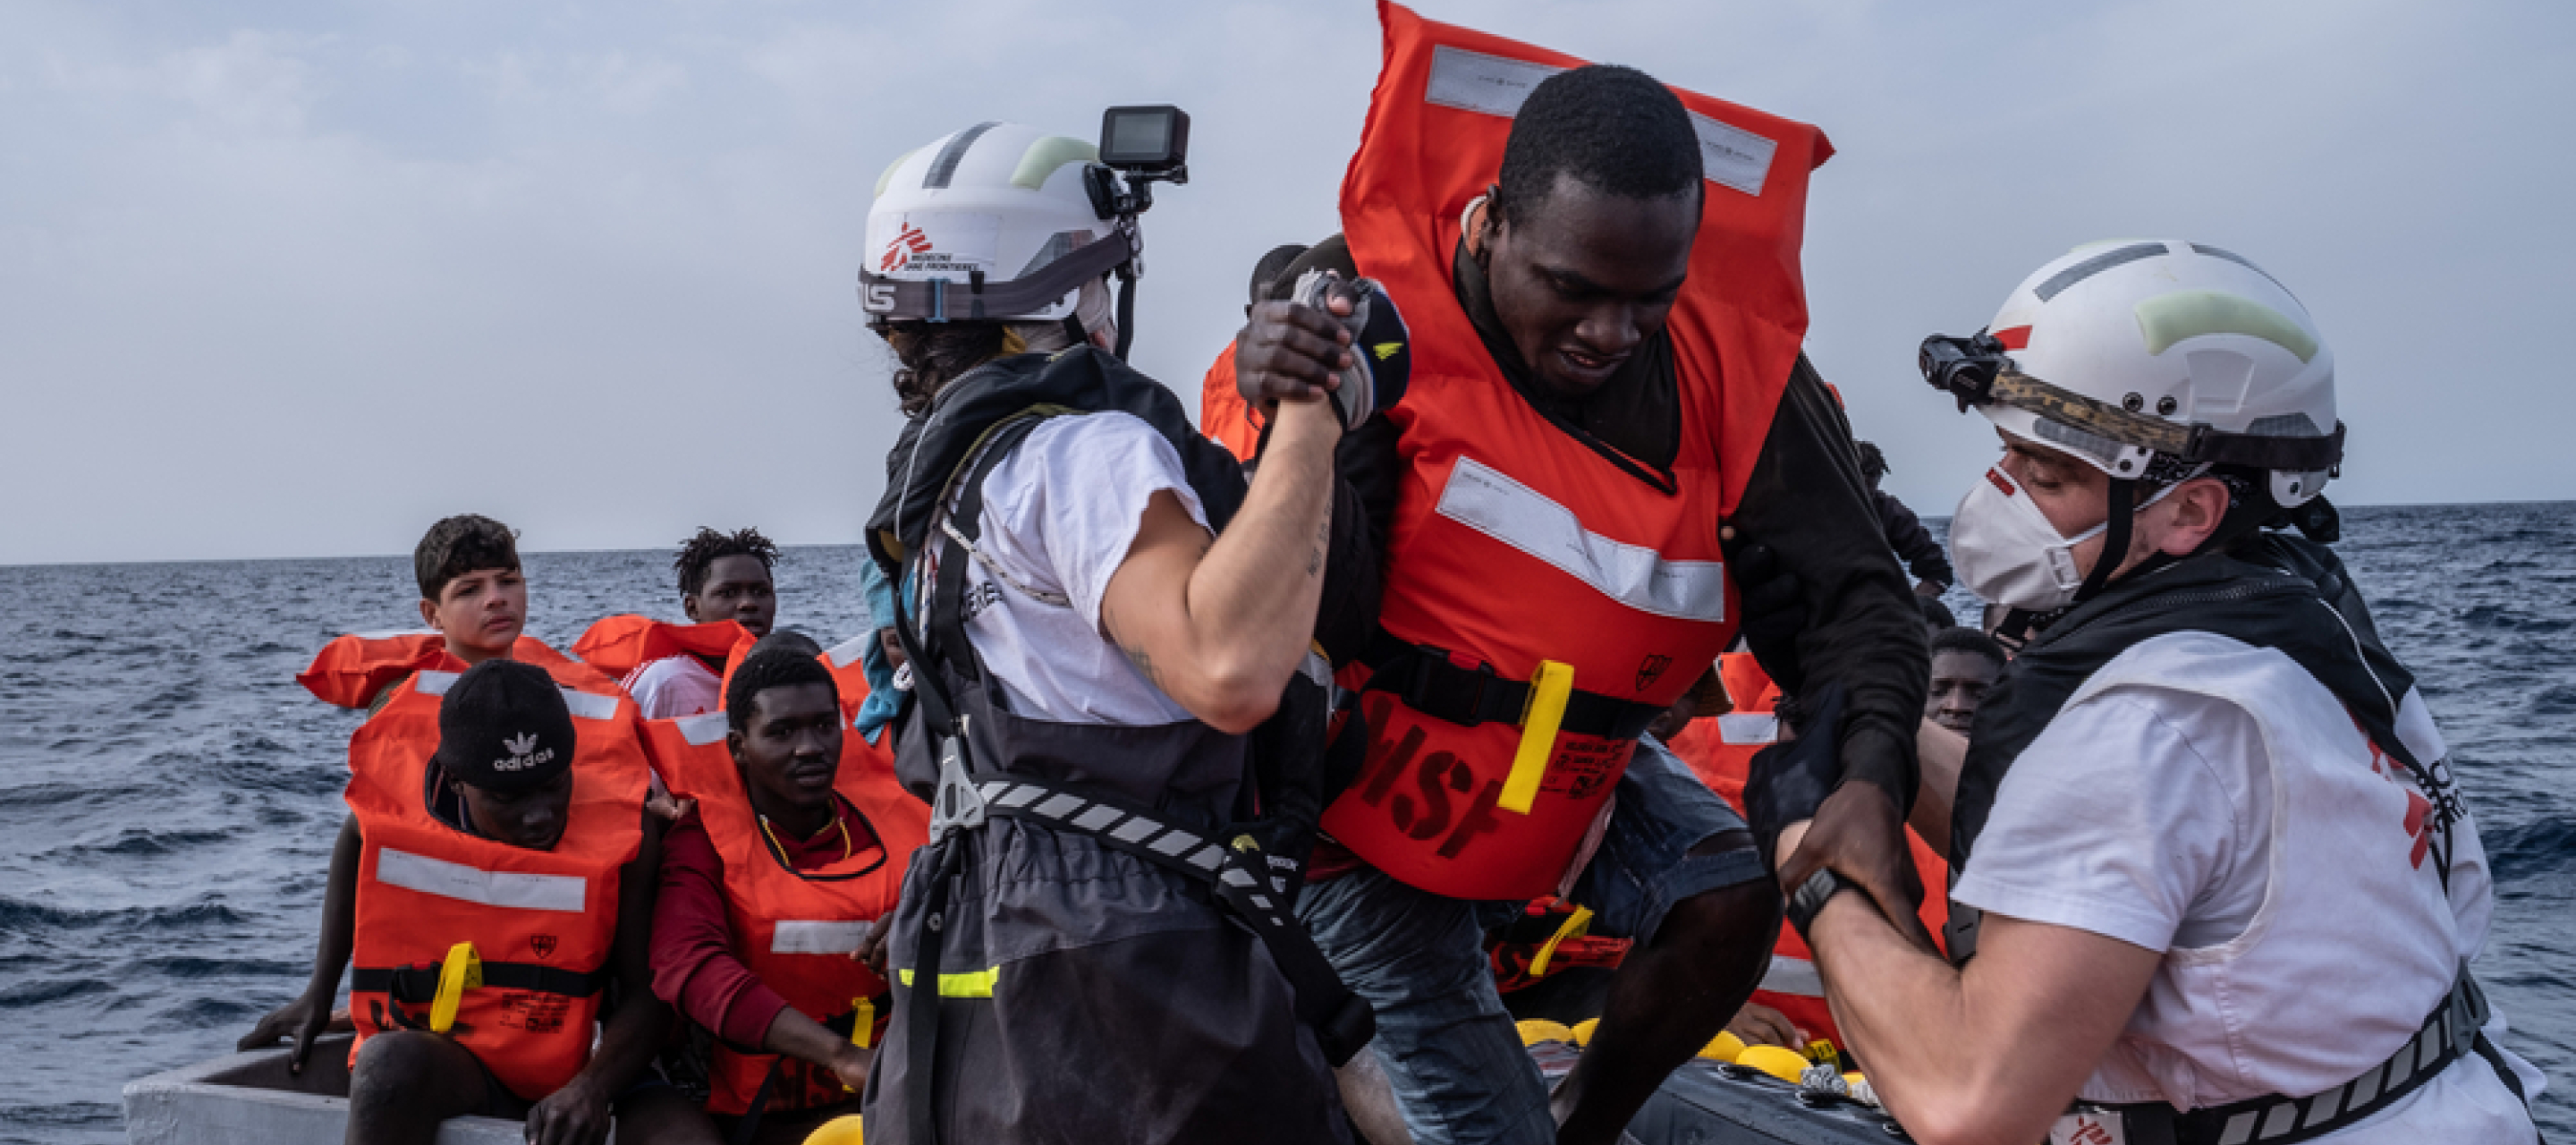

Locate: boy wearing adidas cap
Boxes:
[247,659,712,1145]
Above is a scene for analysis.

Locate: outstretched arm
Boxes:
[240,814,360,1071]
[1783,822,2158,1145]
[1099,396,1344,734]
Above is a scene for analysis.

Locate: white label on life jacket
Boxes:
[1718,713,1779,746]
[559,688,620,722]
[772,920,874,955]
[376,847,587,912]
[676,712,729,749]
[1426,46,1564,119]
[1435,456,1726,623]
[826,633,873,671]
[1758,954,1825,998]
[1689,111,1776,197]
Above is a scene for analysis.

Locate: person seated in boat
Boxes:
[1923,627,2004,738]
[646,634,927,1143]
[1762,242,2543,1143]
[610,527,784,720]
[243,657,710,1145]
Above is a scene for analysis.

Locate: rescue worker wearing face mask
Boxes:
[852,119,1394,1145]
[1758,240,2546,1145]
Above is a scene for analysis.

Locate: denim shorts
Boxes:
[1296,735,1764,1145]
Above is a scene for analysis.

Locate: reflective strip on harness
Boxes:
[375,848,588,912]
[772,920,874,955]
[1435,457,1727,623]
[976,779,1227,875]
[898,966,998,998]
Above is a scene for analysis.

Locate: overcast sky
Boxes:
[4,0,2570,566]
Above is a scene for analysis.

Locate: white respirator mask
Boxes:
[1949,462,2183,613]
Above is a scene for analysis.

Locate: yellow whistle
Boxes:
[851,997,874,1049]
[428,941,482,1034]
[1501,660,1574,814]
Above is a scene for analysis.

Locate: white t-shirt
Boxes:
[1954,631,2541,1141]
[622,654,723,719]
[916,411,1207,726]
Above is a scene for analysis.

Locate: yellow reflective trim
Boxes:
[1503,660,1574,814]
[1526,904,1593,978]
[2134,290,2318,362]
[428,941,481,1034]
[898,966,999,998]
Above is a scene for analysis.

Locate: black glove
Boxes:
[1287,269,1410,431]
[1741,684,1844,870]
[1724,531,1808,695]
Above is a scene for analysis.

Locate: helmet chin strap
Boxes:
[2073,477,2140,605]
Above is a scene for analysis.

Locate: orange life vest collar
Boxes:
[344,668,649,1101]
[649,711,928,1115]
[1318,3,1832,901]
[300,632,616,710]
[572,615,753,685]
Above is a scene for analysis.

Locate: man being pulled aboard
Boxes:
[1758,241,2544,1143]
[245,657,702,1145]
[647,634,927,1143]
[1233,14,1928,1142]
[855,118,1386,1144]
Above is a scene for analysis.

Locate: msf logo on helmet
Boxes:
[879,223,933,273]
[493,731,555,773]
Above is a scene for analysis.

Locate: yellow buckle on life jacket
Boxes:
[1526,904,1594,978]
[428,941,482,1034]
[851,997,874,1049]
[1502,660,1575,815]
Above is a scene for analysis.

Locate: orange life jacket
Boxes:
[817,634,879,727]
[572,615,754,686]
[648,713,928,1116]
[343,669,650,1100]
[1667,653,1947,1052]
[1320,2,1834,900]
[300,632,616,710]
[1201,342,1261,462]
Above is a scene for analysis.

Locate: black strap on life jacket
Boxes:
[352,960,610,1002]
[2071,963,2535,1145]
[1360,631,1668,742]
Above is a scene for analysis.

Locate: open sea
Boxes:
[1,504,2570,1142]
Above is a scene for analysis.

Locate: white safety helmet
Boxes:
[1921,239,2342,509]
[859,121,1136,328]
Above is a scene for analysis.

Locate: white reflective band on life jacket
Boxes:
[1759,954,1824,998]
[675,712,729,748]
[825,634,872,672]
[375,847,589,912]
[1717,713,1780,746]
[1435,457,1728,622]
[1423,48,1775,196]
[771,920,875,955]
[410,669,620,721]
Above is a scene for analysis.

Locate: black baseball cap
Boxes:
[433,659,576,793]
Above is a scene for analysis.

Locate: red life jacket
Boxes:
[648,713,928,1116]
[343,669,650,1100]
[300,632,615,710]
[1200,342,1261,462]
[1320,2,1834,900]
[1667,653,1948,1052]
[572,615,753,689]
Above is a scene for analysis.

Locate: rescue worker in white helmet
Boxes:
[1754,240,2546,1144]
[852,118,1402,1145]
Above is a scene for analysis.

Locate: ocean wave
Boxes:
[2487,817,2576,883]
[0,979,113,1009]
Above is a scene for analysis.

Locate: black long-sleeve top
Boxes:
[1875,488,1954,589]
[1274,234,1928,803]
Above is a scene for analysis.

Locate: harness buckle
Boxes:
[927,726,986,844]
[1404,645,1498,728]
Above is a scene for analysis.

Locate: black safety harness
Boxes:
[1947,536,2537,1143]
[866,349,1374,1145]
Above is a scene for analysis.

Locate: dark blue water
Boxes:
[0,510,2568,1141]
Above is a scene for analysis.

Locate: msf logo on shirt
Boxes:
[880,223,934,272]
[493,731,555,774]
